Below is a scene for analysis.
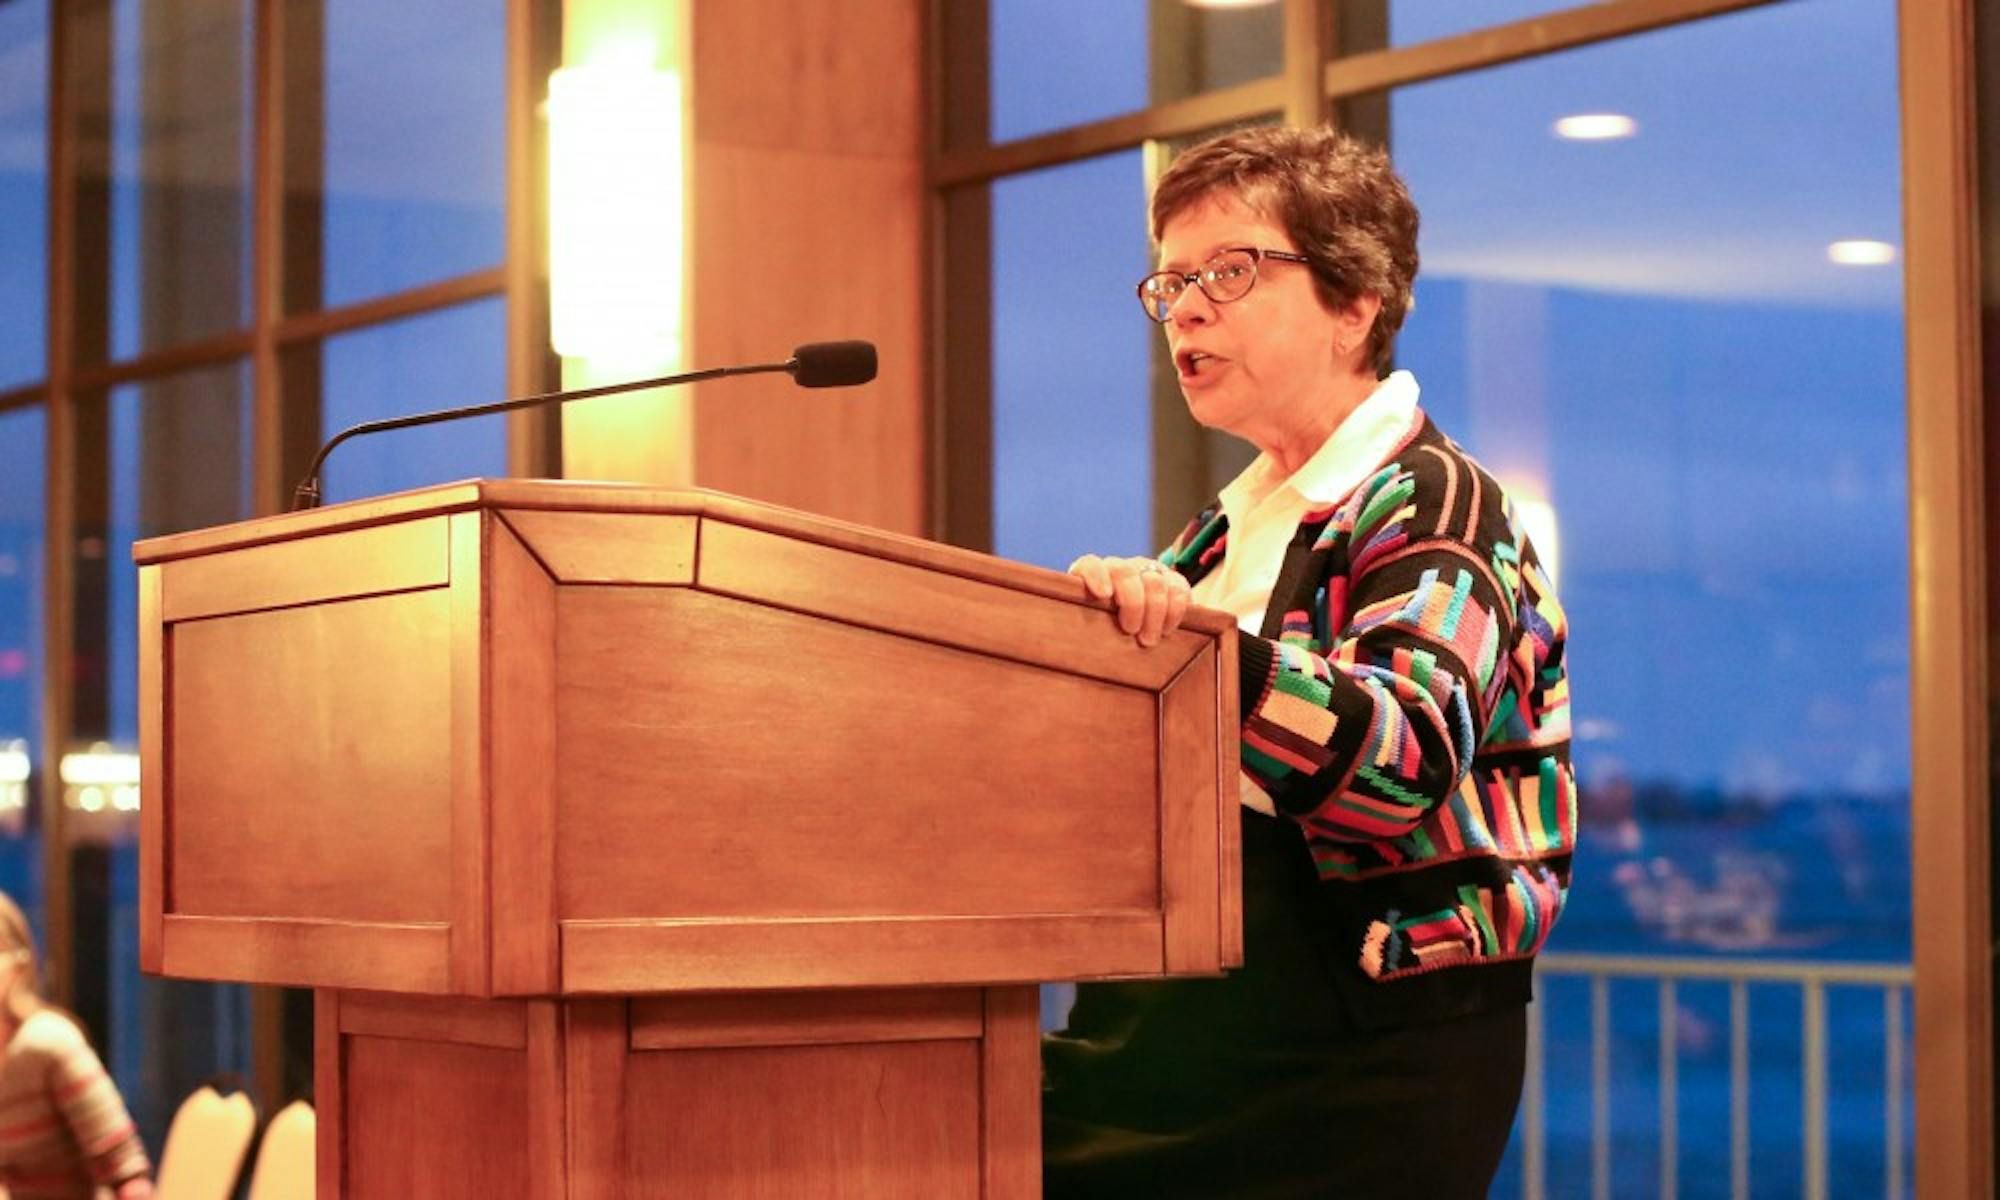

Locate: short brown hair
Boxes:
[1150,126,1419,377]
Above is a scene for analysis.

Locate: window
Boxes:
[0,407,45,944]
[0,0,48,389]
[981,151,1154,570]
[1360,1,1909,1189]
[12,0,527,1138]
[947,0,1283,147]
[1337,0,1593,50]
[313,298,508,503]
[93,0,254,362]
[81,359,255,1147]
[307,0,506,308]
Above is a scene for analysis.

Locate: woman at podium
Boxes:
[1049,125,1575,1199]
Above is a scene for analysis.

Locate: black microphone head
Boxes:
[790,341,877,388]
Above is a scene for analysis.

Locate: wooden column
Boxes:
[1901,0,1993,1195]
[689,1,928,536]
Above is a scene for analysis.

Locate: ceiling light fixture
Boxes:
[1553,113,1638,141]
[1826,240,1897,266]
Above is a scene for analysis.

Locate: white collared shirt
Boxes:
[1190,370,1422,813]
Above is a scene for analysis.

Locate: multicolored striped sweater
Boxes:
[1162,414,1575,1025]
[0,1009,151,1200]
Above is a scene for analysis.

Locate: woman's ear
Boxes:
[1334,293,1383,364]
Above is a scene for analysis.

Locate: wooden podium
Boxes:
[134,480,1241,1199]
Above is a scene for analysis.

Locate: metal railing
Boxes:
[1523,952,1914,1200]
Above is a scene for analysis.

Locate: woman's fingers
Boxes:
[1161,578,1192,642]
[1112,565,1148,634]
[1136,567,1173,646]
[1067,554,1114,600]
[1069,554,1191,645]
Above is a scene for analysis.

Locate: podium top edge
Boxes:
[126,479,1239,639]
[129,478,853,564]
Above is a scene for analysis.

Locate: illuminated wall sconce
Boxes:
[547,60,685,364]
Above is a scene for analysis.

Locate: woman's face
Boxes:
[1154,191,1353,445]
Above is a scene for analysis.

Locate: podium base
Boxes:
[313,986,1041,1198]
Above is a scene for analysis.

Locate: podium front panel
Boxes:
[138,483,1240,998]
[141,511,479,994]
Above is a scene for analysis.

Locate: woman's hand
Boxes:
[113,1177,155,1200]
[1068,555,1191,647]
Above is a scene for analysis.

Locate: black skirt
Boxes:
[1042,812,1528,1200]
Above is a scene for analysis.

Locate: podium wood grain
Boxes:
[139,481,1243,1198]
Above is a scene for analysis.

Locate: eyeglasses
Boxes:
[1136,247,1313,323]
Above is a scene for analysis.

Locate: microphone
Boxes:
[290,340,878,510]
[791,340,877,387]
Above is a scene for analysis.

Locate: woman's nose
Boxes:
[1168,284,1214,326]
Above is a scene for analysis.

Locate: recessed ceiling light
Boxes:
[1553,113,1638,141]
[1827,239,1897,266]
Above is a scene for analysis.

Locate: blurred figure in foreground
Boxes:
[0,892,152,1199]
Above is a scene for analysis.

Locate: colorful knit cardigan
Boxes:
[1163,413,1576,1024]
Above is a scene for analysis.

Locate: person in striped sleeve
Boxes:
[1046,125,1574,1199]
[0,893,153,1199]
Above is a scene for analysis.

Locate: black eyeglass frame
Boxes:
[1135,246,1314,323]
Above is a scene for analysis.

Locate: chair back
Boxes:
[244,1099,315,1200]
[153,1084,257,1200]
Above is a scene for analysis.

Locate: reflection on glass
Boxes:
[318,299,507,505]
[0,1,48,389]
[80,361,253,1150]
[964,0,1281,146]
[989,151,1152,572]
[90,0,253,362]
[310,0,505,307]
[0,408,45,946]
[1350,0,1908,1191]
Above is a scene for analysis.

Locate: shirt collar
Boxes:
[1216,370,1422,519]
